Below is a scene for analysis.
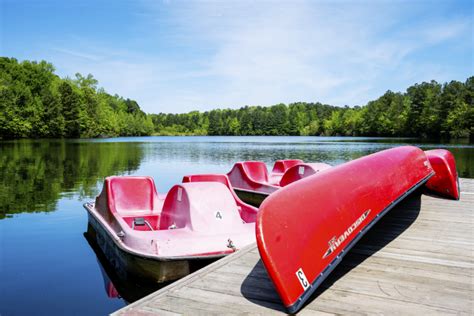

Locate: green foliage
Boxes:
[152,77,473,139]
[0,57,153,139]
[59,81,82,137]
[0,57,472,140]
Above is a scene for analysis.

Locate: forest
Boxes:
[0,57,472,139]
[0,57,154,138]
[152,78,473,139]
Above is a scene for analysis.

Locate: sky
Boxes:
[1,0,473,114]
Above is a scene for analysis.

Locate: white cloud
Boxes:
[52,48,102,62]
[49,1,472,113]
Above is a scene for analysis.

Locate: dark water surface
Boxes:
[0,136,472,315]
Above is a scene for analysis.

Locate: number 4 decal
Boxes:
[296,268,309,290]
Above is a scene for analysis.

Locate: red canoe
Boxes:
[227,160,331,206]
[256,146,459,313]
[425,149,460,200]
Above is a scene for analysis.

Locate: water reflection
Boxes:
[0,140,144,219]
[0,137,472,220]
[84,225,164,303]
[84,221,215,304]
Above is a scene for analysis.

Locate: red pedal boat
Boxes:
[256,146,459,313]
[227,159,331,206]
[84,176,255,283]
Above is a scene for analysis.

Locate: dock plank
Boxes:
[114,178,474,315]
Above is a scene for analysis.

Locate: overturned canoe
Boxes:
[227,160,331,206]
[425,149,460,200]
[256,146,458,313]
[84,176,255,283]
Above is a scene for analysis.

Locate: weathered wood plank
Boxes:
[189,264,470,312]
[224,254,472,285]
[459,178,474,193]
[304,289,464,315]
[167,287,288,313]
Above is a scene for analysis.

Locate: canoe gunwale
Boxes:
[286,171,435,313]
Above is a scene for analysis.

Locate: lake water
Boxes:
[0,136,472,315]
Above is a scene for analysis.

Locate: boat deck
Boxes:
[114,178,473,315]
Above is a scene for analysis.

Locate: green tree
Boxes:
[59,81,82,138]
[40,85,64,137]
[446,101,473,138]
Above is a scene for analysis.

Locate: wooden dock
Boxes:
[114,178,474,315]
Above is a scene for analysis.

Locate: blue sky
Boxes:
[1,0,473,113]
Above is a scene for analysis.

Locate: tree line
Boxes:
[1,57,472,139]
[152,77,473,139]
[0,57,154,139]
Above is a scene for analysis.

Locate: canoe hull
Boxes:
[425,149,460,200]
[256,146,435,313]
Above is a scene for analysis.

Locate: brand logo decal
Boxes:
[322,209,371,259]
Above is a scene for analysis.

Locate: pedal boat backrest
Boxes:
[182,174,258,222]
[279,163,332,187]
[159,182,244,232]
[227,161,269,186]
[272,159,303,175]
[241,161,269,183]
[95,176,161,222]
